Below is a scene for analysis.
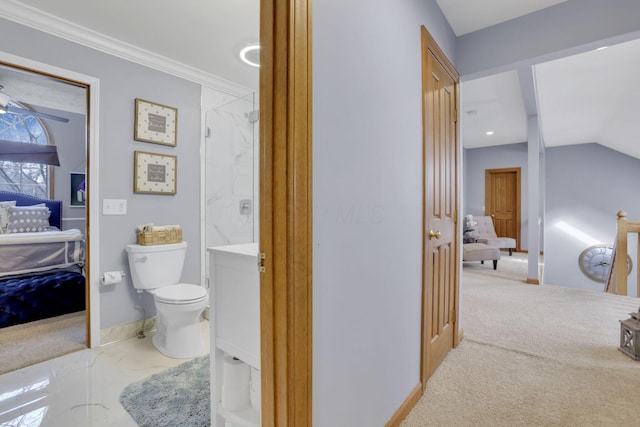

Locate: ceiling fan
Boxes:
[0,84,69,123]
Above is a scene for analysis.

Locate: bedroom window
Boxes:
[0,111,51,198]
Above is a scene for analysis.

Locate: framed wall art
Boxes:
[134,98,178,146]
[70,172,86,207]
[133,151,177,195]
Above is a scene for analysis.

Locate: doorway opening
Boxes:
[0,58,92,373]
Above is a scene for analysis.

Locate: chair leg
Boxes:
[493,259,498,270]
[509,248,513,256]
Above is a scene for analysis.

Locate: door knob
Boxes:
[428,230,441,240]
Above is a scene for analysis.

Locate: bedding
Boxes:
[0,229,85,278]
[0,191,86,328]
[5,205,51,233]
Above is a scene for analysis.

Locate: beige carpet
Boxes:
[0,311,86,374]
[402,253,640,426]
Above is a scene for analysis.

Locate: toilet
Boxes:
[126,241,208,359]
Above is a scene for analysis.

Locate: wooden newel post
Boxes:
[616,210,628,296]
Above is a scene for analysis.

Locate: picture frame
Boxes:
[133,151,177,195]
[134,98,178,146]
[70,172,86,207]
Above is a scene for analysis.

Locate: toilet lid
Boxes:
[153,283,208,304]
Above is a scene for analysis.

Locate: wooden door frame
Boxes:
[259,0,312,425]
[485,167,521,252]
[420,26,460,391]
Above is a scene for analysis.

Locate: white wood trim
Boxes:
[0,0,252,97]
[88,77,101,348]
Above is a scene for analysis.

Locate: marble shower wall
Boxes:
[205,92,259,247]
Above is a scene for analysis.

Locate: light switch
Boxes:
[103,199,127,215]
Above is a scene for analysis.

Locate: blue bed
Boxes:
[0,191,85,328]
[0,190,63,229]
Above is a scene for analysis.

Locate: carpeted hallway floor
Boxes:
[401,252,640,426]
[0,311,86,374]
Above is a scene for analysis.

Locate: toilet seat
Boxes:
[152,283,208,304]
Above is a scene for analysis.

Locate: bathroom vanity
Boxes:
[208,243,260,427]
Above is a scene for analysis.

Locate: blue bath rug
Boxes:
[119,355,210,427]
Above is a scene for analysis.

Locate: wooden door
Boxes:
[421,26,460,386]
[485,168,521,252]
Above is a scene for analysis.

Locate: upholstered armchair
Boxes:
[473,215,516,256]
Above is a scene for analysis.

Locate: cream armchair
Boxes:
[473,215,516,256]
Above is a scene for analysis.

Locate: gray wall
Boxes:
[456,0,640,79]
[545,143,640,295]
[464,143,529,248]
[39,106,86,233]
[0,17,202,329]
[313,0,456,425]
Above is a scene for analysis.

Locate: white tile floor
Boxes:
[0,321,210,427]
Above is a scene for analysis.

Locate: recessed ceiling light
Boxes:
[485,131,494,136]
[239,44,260,67]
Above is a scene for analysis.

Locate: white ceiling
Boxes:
[10,0,260,91]
[1,0,637,159]
[461,38,640,159]
[442,1,640,159]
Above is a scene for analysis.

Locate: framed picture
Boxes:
[134,98,178,146]
[134,151,177,195]
[70,172,86,207]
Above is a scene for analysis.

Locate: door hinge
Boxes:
[452,309,457,325]
[454,210,458,224]
[258,252,266,273]
[453,108,458,122]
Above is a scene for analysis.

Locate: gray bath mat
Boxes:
[119,355,210,426]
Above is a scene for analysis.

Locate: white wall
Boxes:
[545,143,640,296]
[204,92,258,248]
[312,0,456,425]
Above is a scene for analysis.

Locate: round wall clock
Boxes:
[579,244,632,283]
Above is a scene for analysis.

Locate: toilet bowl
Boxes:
[126,242,208,358]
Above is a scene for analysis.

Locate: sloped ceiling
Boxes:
[535,38,640,159]
[460,34,640,158]
[441,1,640,159]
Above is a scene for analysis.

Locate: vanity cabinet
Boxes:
[208,243,260,427]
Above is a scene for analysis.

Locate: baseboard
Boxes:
[519,250,544,255]
[100,316,157,345]
[100,311,209,345]
[385,383,423,427]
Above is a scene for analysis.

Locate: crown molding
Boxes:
[0,0,252,97]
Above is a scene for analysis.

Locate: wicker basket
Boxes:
[137,228,183,245]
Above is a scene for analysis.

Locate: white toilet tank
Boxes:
[126,241,187,290]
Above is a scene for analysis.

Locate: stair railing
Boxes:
[606,211,640,296]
